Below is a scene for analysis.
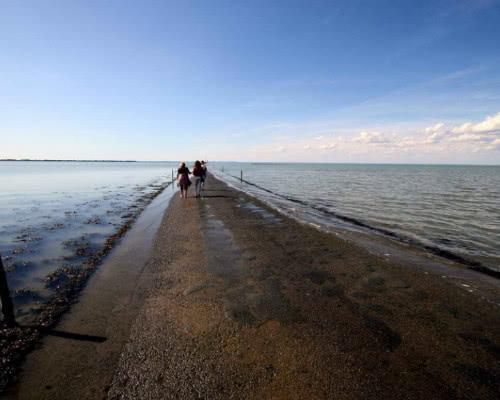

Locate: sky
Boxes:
[1,0,500,163]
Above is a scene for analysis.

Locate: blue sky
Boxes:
[1,0,500,163]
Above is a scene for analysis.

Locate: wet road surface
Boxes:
[107,176,500,400]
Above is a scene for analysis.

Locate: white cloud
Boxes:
[352,131,393,144]
[492,138,500,150]
[424,122,444,133]
[452,123,473,134]
[448,133,494,143]
[451,112,500,134]
[420,112,500,147]
[424,131,446,144]
[422,122,446,143]
[319,142,337,150]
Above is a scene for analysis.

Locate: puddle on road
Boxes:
[198,203,299,326]
[236,201,282,225]
[199,204,246,283]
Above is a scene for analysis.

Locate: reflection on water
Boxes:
[0,161,178,319]
[213,163,500,271]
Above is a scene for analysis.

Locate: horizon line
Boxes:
[1,159,499,166]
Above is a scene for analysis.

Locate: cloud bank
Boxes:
[243,111,500,162]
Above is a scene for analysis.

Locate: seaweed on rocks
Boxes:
[47,223,65,231]
[11,247,27,255]
[0,324,39,392]
[84,216,102,225]
[62,237,94,258]
[45,266,85,290]
[14,232,42,243]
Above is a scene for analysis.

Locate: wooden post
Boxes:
[240,170,243,182]
[0,254,16,327]
[171,169,174,182]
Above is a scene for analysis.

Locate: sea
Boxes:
[212,162,500,273]
[0,161,178,321]
[1,161,499,321]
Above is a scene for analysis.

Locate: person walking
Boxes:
[176,162,191,198]
[200,160,207,188]
[192,160,203,198]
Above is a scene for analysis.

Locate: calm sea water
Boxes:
[0,161,177,319]
[213,163,500,271]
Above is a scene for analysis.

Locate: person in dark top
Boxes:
[176,162,191,198]
[192,160,203,198]
[200,161,207,188]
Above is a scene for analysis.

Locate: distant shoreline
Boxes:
[0,159,138,162]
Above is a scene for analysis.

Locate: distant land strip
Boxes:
[0,159,138,162]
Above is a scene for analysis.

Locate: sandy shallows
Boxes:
[104,175,499,400]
